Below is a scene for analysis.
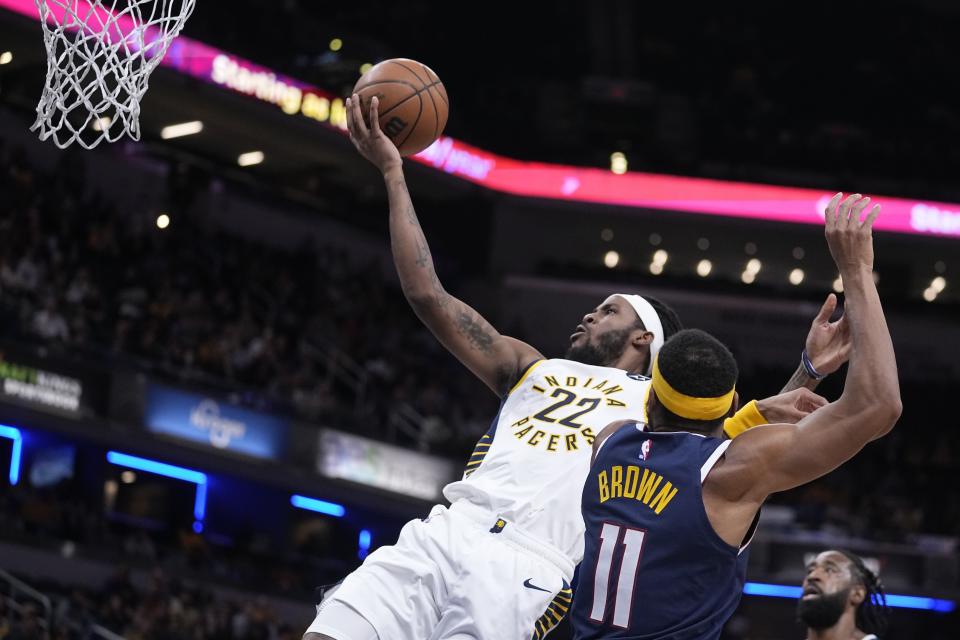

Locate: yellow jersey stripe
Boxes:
[465,432,492,474]
[529,580,571,639]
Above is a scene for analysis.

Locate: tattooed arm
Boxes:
[346,93,542,397]
[383,169,541,395]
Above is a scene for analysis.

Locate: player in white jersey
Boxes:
[303,95,852,640]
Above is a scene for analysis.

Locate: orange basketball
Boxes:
[352,58,449,157]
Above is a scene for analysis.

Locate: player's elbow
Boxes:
[835,393,901,439]
[403,286,445,311]
[405,289,435,308]
[875,397,902,437]
[861,396,902,439]
[888,396,903,421]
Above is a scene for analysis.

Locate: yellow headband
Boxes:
[651,356,735,421]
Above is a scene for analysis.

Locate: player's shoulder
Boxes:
[544,358,651,381]
[592,419,644,461]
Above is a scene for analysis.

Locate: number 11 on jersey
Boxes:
[588,523,647,628]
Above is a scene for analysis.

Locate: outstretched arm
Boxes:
[722,387,827,439]
[346,95,541,396]
[707,194,901,543]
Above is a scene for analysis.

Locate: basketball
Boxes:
[352,58,449,157]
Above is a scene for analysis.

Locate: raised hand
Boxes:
[346,93,402,175]
[824,192,881,273]
[804,293,851,376]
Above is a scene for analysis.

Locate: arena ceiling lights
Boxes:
[160,120,204,139]
[1,0,958,240]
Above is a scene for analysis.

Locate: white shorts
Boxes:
[306,501,575,640]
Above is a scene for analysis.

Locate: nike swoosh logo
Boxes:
[523,578,550,593]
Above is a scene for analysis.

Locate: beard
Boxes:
[797,588,850,630]
[564,327,634,366]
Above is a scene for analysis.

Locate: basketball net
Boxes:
[31,0,196,149]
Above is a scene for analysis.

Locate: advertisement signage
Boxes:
[145,385,286,460]
[0,354,84,417]
[318,429,457,501]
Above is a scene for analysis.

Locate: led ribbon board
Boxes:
[2,0,959,238]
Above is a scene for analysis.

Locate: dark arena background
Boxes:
[1,1,959,638]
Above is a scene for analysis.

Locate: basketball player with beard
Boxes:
[799,550,889,640]
[301,96,848,640]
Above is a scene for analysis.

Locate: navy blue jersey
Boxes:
[570,424,755,640]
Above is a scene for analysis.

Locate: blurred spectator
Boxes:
[0,597,11,639]
[0,145,494,457]
[24,571,286,640]
[5,603,42,640]
[32,297,70,341]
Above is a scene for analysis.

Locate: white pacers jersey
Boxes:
[443,358,651,564]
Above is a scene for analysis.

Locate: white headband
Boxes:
[615,294,664,376]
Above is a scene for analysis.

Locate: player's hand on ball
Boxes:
[756,388,828,424]
[346,93,402,175]
[824,192,880,272]
[803,293,851,376]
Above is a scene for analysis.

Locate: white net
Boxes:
[31,0,197,149]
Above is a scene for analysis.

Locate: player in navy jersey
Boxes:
[572,193,901,640]
[304,98,853,640]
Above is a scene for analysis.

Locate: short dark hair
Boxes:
[650,329,738,433]
[836,550,889,636]
[634,295,684,341]
[658,329,738,397]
